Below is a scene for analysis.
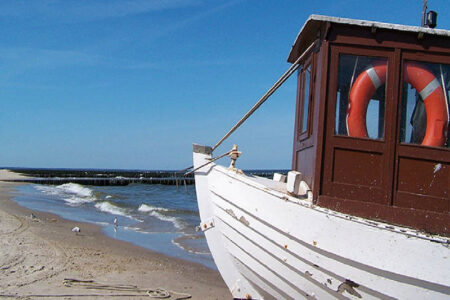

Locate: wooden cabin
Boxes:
[288,15,449,235]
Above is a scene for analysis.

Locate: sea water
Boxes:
[12,182,216,269]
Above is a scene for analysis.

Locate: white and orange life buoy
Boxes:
[346,62,448,147]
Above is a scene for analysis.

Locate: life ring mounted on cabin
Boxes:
[346,62,448,147]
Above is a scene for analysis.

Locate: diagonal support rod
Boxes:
[211,41,317,152]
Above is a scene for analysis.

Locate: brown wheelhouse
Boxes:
[289,16,449,235]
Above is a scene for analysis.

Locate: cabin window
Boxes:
[335,54,387,140]
[297,62,313,137]
[399,61,450,148]
[301,65,311,133]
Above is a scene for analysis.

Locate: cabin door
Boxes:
[393,52,449,214]
[321,46,397,206]
[321,46,449,214]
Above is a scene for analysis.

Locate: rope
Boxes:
[178,40,317,173]
[178,165,194,173]
[211,40,317,152]
[183,149,233,176]
[59,278,192,299]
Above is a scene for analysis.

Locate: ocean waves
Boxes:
[20,182,214,269]
[138,203,184,229]
[95,201,130,217]
[138,203,171,213]
[35,183,96,205]
[33,183,193,232]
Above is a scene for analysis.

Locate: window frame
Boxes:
[333,53,389,141]
[397,51,450,150]
[296,56,315,141]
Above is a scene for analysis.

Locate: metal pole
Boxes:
[421,0,427,27]
[439,64,449,117]
[184,149,232,176]
[211,41,317,152]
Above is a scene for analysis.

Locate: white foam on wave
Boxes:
[138,203,170,213]
[57,183,93,197]
[137,204,182,229]
[95,221,110,226]
[172,238,210,255]
[35,185,59,195]
[123,226,153,234]
[35,183,96,205]
[94,202,141,222]
[95,201,128,217]
[150,211,183,229]
[63,196,94,206]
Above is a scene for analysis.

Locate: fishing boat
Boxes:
[192,14,449,299]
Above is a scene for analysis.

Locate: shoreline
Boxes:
[0,170,229,299]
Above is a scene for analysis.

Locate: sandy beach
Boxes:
[0,170,230,299]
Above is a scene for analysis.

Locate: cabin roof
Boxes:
[287,14,450,63]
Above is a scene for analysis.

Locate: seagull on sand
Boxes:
[71,226,81,235]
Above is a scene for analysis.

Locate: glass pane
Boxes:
[301,65,311,133]
[335,54,387,140]
[400,61,449,148]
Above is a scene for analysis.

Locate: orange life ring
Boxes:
[346,62,448,147]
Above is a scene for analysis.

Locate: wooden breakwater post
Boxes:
[175,172,180,191]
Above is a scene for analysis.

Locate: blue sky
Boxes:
[1,0,448,170]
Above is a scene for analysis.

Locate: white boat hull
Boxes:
[193,147,450,299]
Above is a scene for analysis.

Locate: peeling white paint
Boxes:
[433,163,442,174]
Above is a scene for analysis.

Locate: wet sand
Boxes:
[0,170,230,299]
